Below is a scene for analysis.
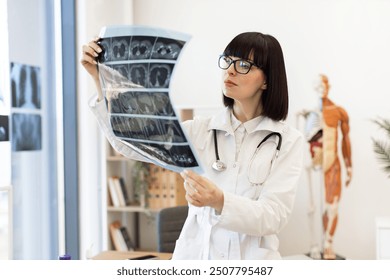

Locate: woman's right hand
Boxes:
[80,37,102,82]
[81,37,104,100]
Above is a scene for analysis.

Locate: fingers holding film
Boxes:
[88,39,102,55]
[184,180,198,195]
[185,193,201,207]
[82,38,102,62]
[183,179,203,206]
[181,170,206,190]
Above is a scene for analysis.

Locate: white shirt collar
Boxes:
[208,107,285,135]
[230,112,242,132]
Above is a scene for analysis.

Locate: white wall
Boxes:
[131,0,390,259]
[76,0,134,259]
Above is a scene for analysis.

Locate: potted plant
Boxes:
[131,161,150,207]
[372,117,390,177]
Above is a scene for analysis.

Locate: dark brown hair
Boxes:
[222,32,288,121]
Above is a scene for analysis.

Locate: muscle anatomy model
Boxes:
[298,74,352,259]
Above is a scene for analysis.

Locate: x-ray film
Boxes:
[98,26,203,173]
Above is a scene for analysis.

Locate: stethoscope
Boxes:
[212,129,282,186]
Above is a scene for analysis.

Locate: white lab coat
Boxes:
[89,96,304,260]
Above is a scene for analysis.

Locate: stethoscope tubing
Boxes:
[257,132,282,150]
[212,129,282,174]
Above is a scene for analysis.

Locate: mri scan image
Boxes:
[129,36,154,60]
[108,91,175,117]
[125,140,198,168]
[110,116,185,144]
[98,26,202,173]
[128,63,148,87]
[151,37,184,60]
[152,92,174,116]
[111,36,131,61]
[113,64,129,79]
[148,63,173,88]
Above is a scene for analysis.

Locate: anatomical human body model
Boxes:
[299,74,352,259]
[320,74,352,259]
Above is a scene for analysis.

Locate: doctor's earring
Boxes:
[262,83,267,90]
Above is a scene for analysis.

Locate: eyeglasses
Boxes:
[218,55,260,74]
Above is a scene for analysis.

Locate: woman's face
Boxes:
[221,55,267,105]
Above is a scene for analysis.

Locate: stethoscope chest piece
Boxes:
[212,160,227,172]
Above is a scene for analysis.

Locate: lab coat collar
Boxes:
[208,107,285,135]
[208,107,233,135]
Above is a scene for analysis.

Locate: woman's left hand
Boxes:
[180,170,224,213]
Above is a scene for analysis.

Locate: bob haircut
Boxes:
[222,32,288,121]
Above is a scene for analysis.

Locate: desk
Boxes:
[92,250,172,260]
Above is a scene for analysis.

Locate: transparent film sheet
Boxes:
[97,25,203,173]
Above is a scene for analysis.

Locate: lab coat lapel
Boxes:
[247,117,285,134]
[207,107,234,135]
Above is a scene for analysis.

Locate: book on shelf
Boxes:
[113,176,126,206]
[109,221,134,251]
[120,226,135,251]
[118,177,130,206]
[109,220,125,251]
[108,177,121,207]
[108,176,129,207]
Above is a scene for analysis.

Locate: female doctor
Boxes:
[81,31,304,259]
